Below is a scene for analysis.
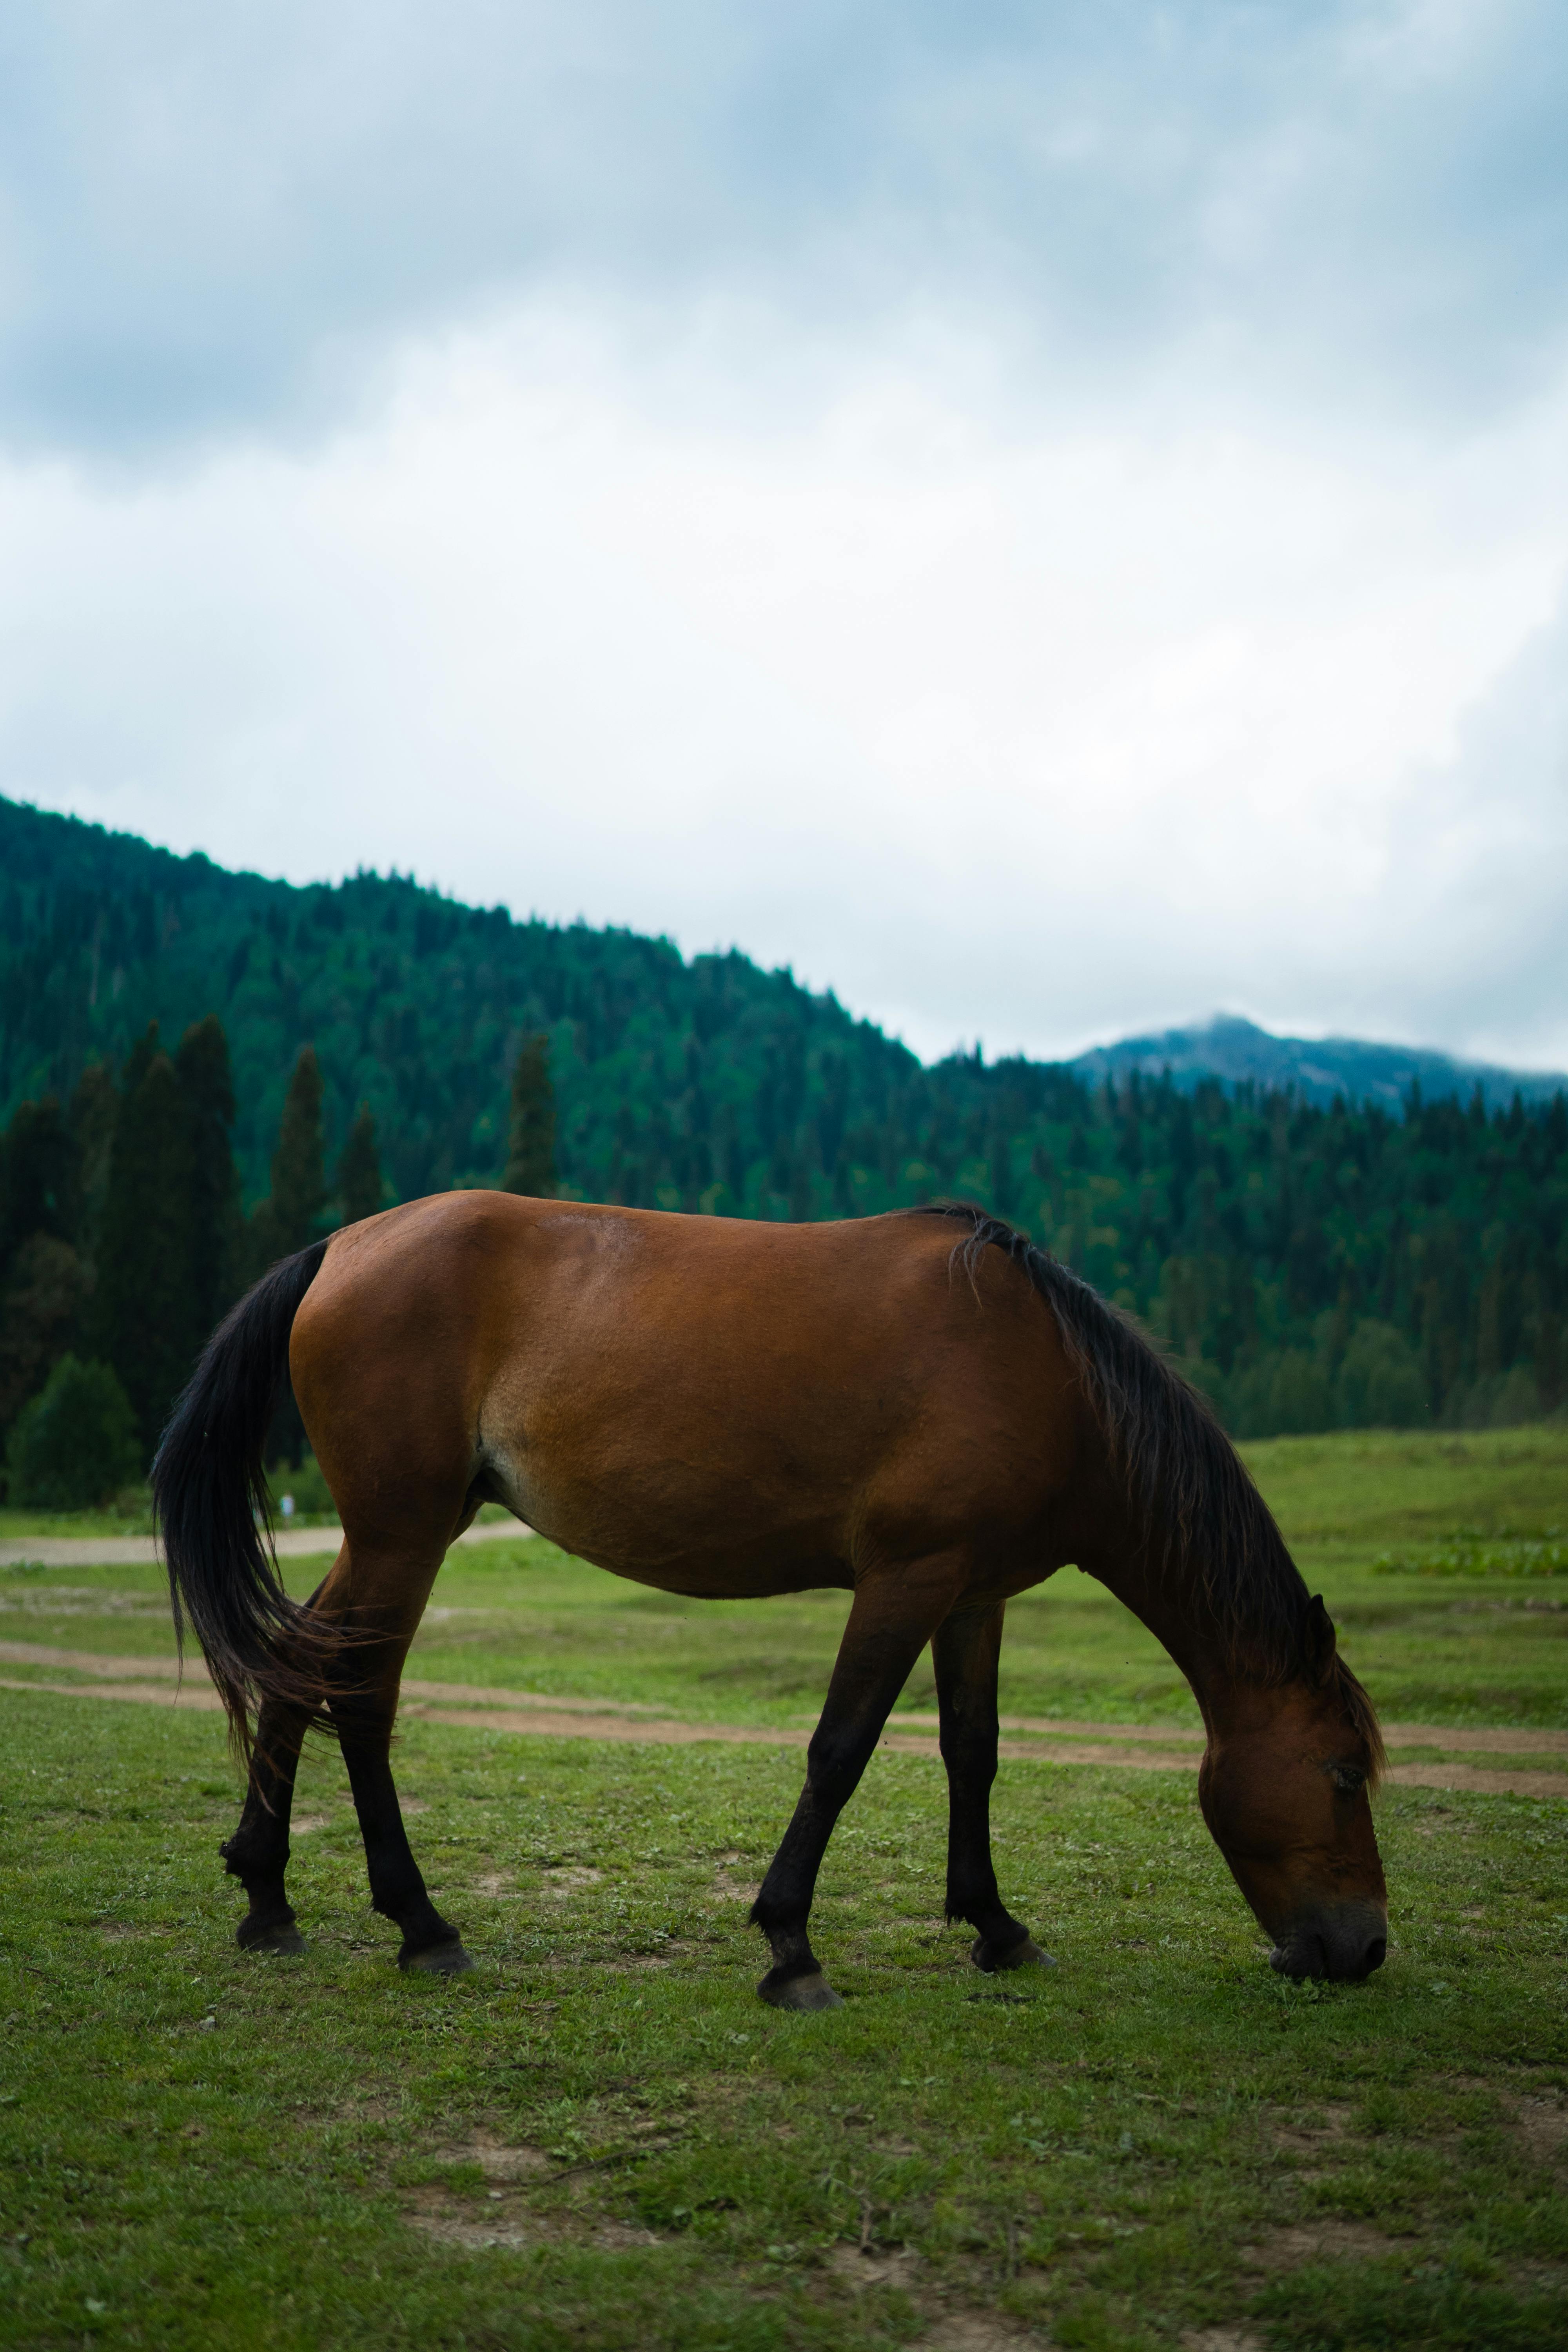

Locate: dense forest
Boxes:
[2,795,1564,1491]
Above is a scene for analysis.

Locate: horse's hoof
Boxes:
[971,1933,1056,1974]
[238,1922,306,1957]
[758,1968,844,2012]
[400,1939,474,1975]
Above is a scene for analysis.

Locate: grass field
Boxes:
[2,1426,1566,2350]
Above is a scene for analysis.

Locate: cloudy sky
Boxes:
[2,1,1565,1066]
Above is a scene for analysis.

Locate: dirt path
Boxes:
[2,1640,1564,1798]
[0,1520,531,1569]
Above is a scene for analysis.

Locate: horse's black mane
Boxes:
[907,1202,1384,1775]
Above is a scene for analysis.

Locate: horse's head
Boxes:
[1198,1596,1388,1981]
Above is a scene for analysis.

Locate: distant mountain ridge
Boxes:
[1066,1013,1565,1112]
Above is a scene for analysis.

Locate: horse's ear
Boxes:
[1305,1594,1337,1682]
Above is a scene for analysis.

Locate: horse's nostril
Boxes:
[1362,1936,1387,1975]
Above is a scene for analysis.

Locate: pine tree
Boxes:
[175,1015,241,1339]
[502,1034,556,1197]
[0,1092,91,1436]
[0,1095,79,1278]
[120,1022,160,1100]
[255,1046,327,1265]
[337,1103,385,1224]
[93,1047,199,1459]
[68,1063,118,1262]
[252,1046,328,1468]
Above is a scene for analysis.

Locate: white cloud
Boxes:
[4,305,1564,1065]
[4,3,1566,451]
[2,5,1565,1071]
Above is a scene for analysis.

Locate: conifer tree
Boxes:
[68,1063,118,1261]
[337,1103,385,1224]
[0,1087,91,1439]
[0,1234,91,1444]
[255,1046,327,1264]
[252,1046,327,1467]
[176,1014,241,1339]
[0,1095,78,1274]
[120,1022,160,1101]
[502,1034,556,1196]
[93,1044,198,1458]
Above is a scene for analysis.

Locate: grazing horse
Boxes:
[153,1197,1388,2006]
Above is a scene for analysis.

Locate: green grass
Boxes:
[2,1428,1566,2350]
[0,1502,156,1542]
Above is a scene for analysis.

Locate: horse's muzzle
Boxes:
[1269,1901,1388,1982]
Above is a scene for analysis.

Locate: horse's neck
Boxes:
[1076,1501,1250,1726]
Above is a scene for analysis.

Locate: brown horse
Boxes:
[152,1196,1388,2007]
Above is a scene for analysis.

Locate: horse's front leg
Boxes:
[933,1601,1054,1973]
[751,1559,961,2011]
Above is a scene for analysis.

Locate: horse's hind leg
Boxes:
[327,1543,472,1975]
[221,1697,312,1956]
[933,1602,1053,1973]
[220,1567,339,1954]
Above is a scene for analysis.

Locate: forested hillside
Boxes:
[2,794,1564,1470]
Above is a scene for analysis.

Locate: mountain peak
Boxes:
[1066,1014,1564,1110]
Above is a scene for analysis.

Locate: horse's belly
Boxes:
[485,1435,853,1598]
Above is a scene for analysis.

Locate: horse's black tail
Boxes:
[151,1239,334,1759]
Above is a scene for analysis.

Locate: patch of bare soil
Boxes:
[339,2094,398,2123]
[474,1872,519,1898]
[1430,2078,1568,2165]
[0,1593,167,1619]
[0,1637,175,1675]
[433,2129,553,2180]
[1382,1722,1568,1757]
[826,2244,1051,2349]
[542,1866,602,1894]
[593,1940,702,1973]
[405,2174,666,2257]
[592,2218,665,2249]
[712,1858,761,1904]
[0,1670,223,1712]
[827,2245,920,2294]
[919,2313,1046,2350]
[1237,2218,1408,2274]
[1508,2092,1568,2163]
[292,1814,330,1835]
[1267,2102,1352,2158]
[405,2190,539,2252]
[405,2131,559,2250]
[1185,2219,1500,2352]
[1387,1762,1568,1799]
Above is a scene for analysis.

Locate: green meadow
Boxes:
[2,1426,1565,2350]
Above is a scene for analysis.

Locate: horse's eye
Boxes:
[1328,1762,1365,1796]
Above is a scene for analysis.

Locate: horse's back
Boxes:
[291,1196,1082,1592]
